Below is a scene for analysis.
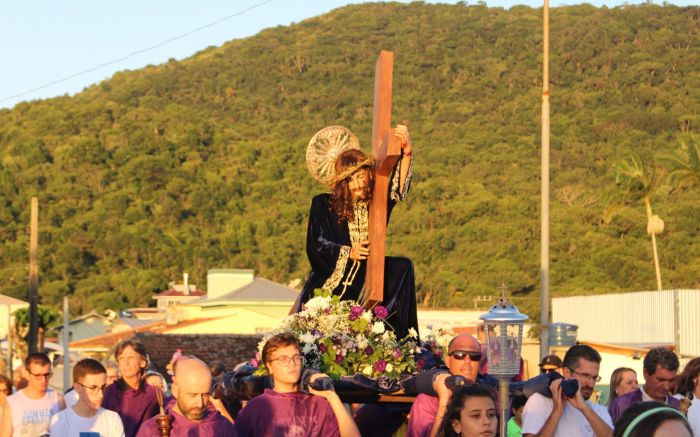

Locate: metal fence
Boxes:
[552,289,700,358]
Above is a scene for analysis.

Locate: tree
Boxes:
[663,135,700,193]
[612,152,664,291]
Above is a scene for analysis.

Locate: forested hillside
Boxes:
[1,2,699,317]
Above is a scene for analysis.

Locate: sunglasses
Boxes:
[541,368,559,374]
[449,350,482,361]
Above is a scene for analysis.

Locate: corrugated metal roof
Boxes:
[553,289,700,357]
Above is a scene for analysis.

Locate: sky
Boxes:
[1,0,696,109]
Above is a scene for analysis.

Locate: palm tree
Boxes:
[613,152,664,291]
[663,135,700,193]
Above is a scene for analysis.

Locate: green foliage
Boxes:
[0,3,699,315]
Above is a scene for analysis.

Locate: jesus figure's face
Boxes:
[348,167,371,201]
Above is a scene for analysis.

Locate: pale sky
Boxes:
[1,0,695,109]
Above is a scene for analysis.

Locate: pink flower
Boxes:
[373,359,387,372]
[393,348,403,359]
[349,305,363,321]
[416,358,426,370]
[319,344,327,353]
[373,306,389,319]
[250,358,259,367]
[335,354,344,364]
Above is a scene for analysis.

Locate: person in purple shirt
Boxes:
[102,339,160,437]
[235,332,361,437]
[136,356,237,437]
[608,347,680,423]
[407,334,486,437]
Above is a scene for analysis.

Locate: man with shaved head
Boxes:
[407,334,492,437]
[135,357,237,436]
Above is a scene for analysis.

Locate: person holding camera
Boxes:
[522,345,613,437]
[234,333,360,437]
[406,334,493,437]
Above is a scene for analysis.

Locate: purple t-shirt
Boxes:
[235,389,340,437]
[136,409,237,437]
[102,379,160,437]
[406,393,439,437]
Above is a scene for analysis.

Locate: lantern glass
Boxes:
[483,319,524,377]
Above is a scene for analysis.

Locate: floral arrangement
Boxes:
[253,290,419,380]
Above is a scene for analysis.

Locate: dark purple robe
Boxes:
[136,409,237,437]
[294,155,418,339]
[102,379,160,437]
[608,387,681,423]
[235,389,340,437]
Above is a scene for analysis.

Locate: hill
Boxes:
[1,2,699,319]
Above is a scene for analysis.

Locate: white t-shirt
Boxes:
[7,389,63,437]
[522,392,613,437]
[63,390,79,408]
[49,406,125,437]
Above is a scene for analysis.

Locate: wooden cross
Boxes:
[365,51,402,305]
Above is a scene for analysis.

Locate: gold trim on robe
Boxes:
[321,245,351,292]
[390,154,413,203]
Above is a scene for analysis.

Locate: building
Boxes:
[153,273,206,311]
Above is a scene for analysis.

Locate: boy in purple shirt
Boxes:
[235,332,360,437]
[102,339,160,437]
[136,357,236,437]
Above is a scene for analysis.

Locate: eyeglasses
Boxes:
[78,383,108,395]
[568,367,602,383]
[268,355,303,367]
[448,351,482,361]
[28,371,53,380]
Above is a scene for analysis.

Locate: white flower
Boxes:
[386,363,394,373]
[302,342,317,354]
[305,296,331,313]
[356,335,369,350]
[382,331,391,342]
[371,322,386,335]
[299,332,315,344]
[362,365,373,376]
[361,311,373,322]
[408,328,418,339]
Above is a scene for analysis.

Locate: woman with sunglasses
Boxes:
[235,332,360,437]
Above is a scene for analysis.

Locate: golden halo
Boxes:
[306,125,361,186]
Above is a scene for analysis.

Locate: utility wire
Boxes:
[0,0,273,104]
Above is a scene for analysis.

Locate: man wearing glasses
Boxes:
[522,345,613,437]
[406,334,490,437]
[50,359,125,436]
[0,352,65,437]
[235,332,361,437]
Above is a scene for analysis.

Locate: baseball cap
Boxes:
[539,354,563,369]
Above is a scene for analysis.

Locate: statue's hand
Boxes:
[350,240,370,260]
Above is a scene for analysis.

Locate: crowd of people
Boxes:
[0,334,697,437]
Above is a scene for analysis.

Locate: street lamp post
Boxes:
[480,286,529,437]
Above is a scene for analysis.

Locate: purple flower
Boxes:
[335,354,344,364]
[373,306,389,319]
[349,305,364,321]
[365,346,374,356]
[374,359,387,372]
[318,344,327,353]
[393,348,403,360]
[416,358,426,370]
